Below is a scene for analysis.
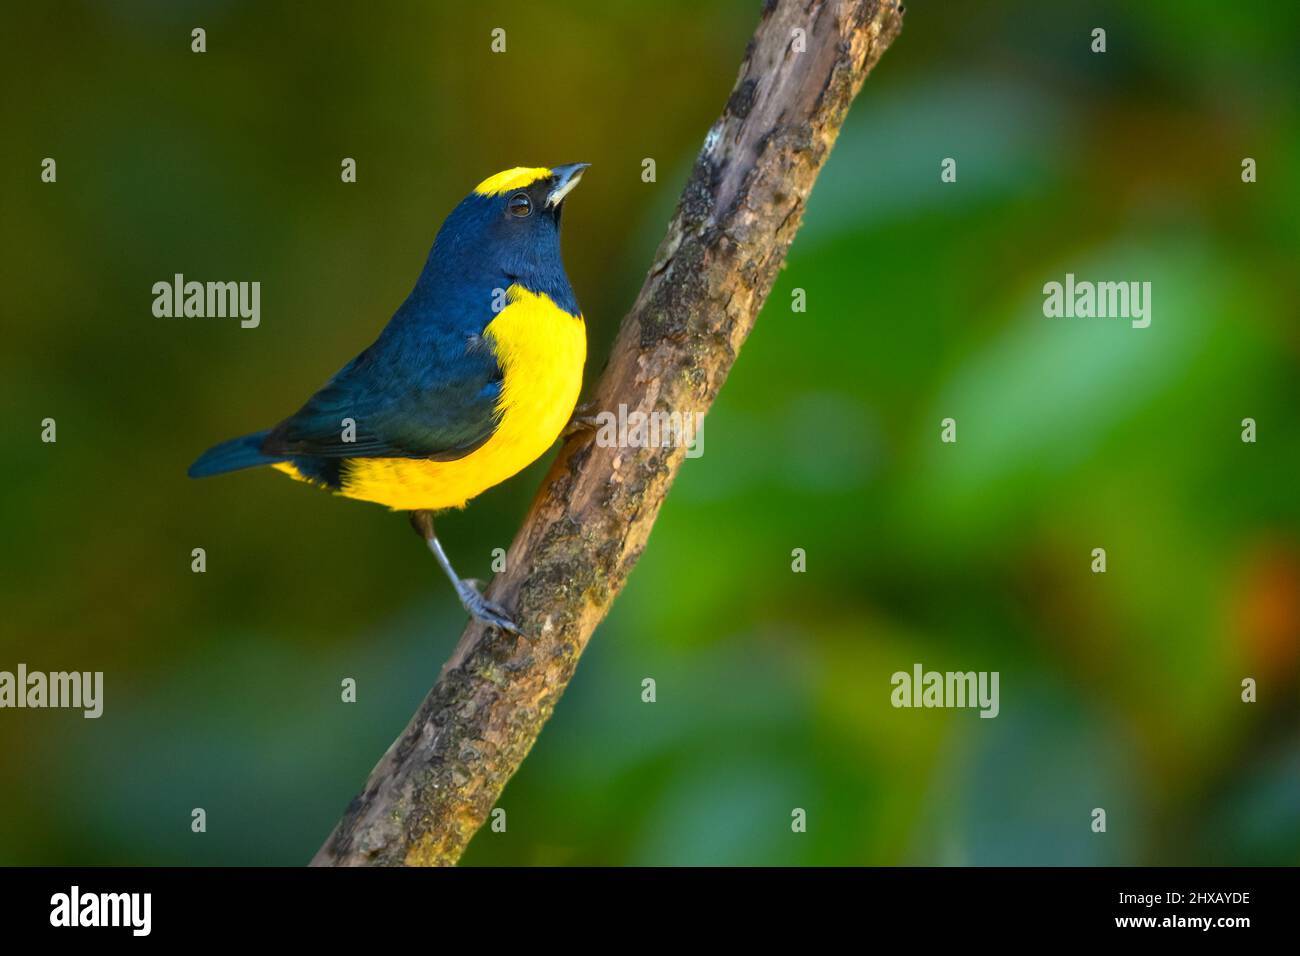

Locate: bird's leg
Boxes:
[562,400,603,440]
[408,510,521,634]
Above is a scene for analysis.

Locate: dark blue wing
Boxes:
[261,313,502,461]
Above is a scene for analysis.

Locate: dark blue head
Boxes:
[416,164,589,318]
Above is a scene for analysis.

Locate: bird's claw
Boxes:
[454,579,522,635]
[562,402,602,440]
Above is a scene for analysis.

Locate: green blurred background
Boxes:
[2,0,1297,865]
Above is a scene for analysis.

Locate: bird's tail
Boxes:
[188,430,286,478]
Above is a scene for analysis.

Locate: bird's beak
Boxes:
[546,163,590,208]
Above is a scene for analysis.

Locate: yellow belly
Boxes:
[280,286,585,512]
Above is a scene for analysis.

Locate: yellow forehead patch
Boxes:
[473,166,552,196]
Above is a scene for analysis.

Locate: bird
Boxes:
[188,164,591,634]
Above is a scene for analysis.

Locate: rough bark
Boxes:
[312,0,903,867]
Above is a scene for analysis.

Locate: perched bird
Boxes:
[188,164,591,633]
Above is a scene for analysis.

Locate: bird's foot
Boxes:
[453,578,522,635]
[562,402,603,440]
[413,510,522,635]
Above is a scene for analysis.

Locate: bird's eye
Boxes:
[508,192,532,218]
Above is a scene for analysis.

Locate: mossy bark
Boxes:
[312,0,904,867]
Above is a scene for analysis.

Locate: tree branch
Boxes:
[312,0,903,867]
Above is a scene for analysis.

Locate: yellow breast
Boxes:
[331,285,585,512]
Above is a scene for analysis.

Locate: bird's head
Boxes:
[423,164,589,306]
[472,163,590,223]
